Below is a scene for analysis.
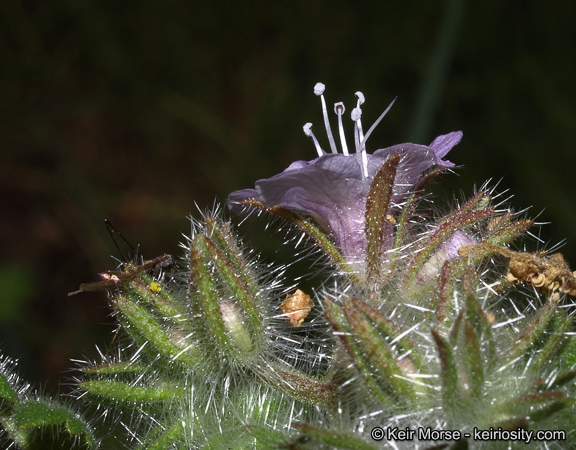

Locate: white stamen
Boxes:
[351,105,368,179]
[334,102,349,155]
[315,82,338,154]
[303,123,324,157]
[305,84,396,180]
[351,107,362,153]
[354,91,366,146]
[361,150,368,179]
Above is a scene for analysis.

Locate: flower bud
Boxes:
[188,218,265,366]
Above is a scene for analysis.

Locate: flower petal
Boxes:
[428,131,463,161]
[228,133,462,271]
[227,188,259,215]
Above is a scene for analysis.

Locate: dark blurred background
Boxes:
[1,1,575,394]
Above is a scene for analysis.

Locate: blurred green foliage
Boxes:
[1,0,575,392]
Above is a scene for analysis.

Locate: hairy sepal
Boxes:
[239,199,358,281]
[325,297,418,406]
[79,380,183,403]
[189,229,264,364]
[0,357,96,449]
[431,328,459,412]
[364,154,399,284]
[115,295,200,368]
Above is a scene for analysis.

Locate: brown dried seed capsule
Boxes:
[508,260,538,281]
[460,243,576,300]
[507,272,519,284]
[280,289,314,327]
[531,273,546,288]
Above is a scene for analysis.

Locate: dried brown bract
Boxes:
[506,252,576,301]
[459,244,576,301]
[280,289,314,327]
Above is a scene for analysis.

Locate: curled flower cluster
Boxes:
[1,83,575,449]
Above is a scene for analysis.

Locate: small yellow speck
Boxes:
[149,282,161,293]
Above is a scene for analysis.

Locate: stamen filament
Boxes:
[314,83,338,154]
[303,123,324,157]
[351,106,368,179]
[360,97,398,149]
[334,102,349,155]
[354,91,366,147]
[304,84,397,180]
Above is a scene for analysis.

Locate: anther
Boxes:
[303,123,324,157]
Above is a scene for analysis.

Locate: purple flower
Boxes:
[227,83,463,273]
